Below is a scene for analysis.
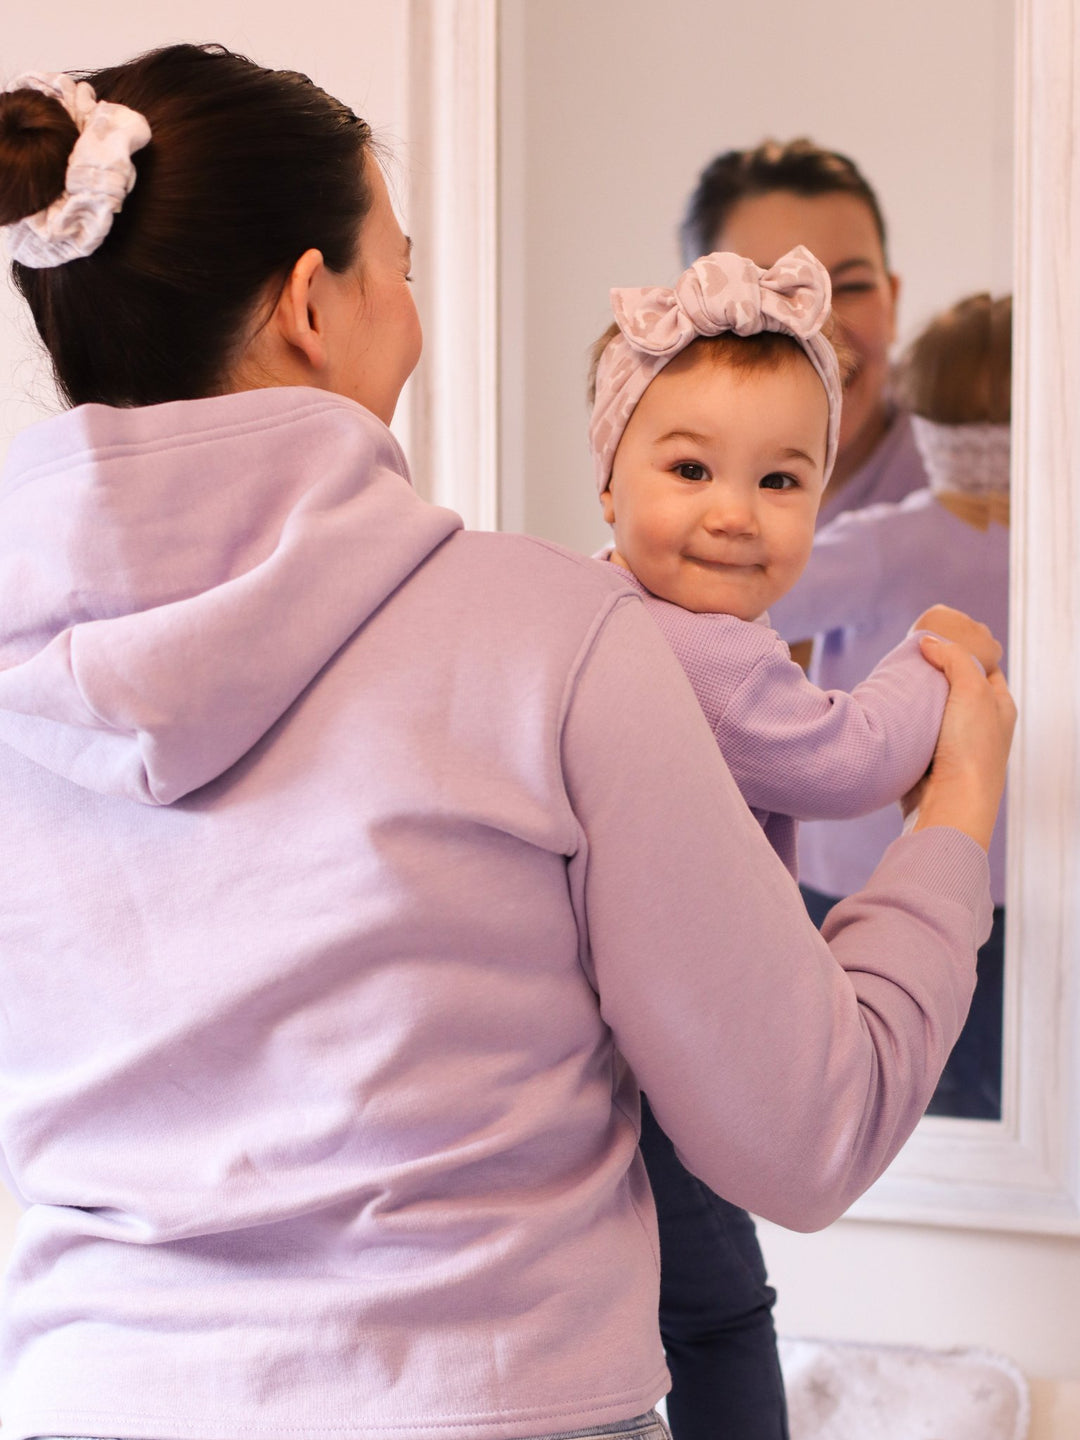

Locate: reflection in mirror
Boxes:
[698,154,1013,1123]
[499,0,1013,1121]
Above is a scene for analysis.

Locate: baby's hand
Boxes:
[912,604,1003,675]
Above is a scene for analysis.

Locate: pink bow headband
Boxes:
[589,246,842,494]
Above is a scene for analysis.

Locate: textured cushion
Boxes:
[779,1336,1029,1440]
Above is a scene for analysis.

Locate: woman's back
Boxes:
[0,387,671,1432]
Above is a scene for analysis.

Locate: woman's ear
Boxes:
[270,249,330,372]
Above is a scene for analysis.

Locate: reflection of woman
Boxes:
[681,139,926,529]
[0,48,1013,1439]
[771,295,1012,1120]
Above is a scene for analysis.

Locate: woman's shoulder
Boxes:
[433,528,640,605]
[398,529,646,674]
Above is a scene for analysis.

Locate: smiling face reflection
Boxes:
[601,343,829,619]
[714,191,898,486]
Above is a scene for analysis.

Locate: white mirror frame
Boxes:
[846,0,1080,1235]
[413,0,1080,1234]
[406,0,499,528]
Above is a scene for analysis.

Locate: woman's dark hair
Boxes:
[0,44,374,407]
[680,138,889,269]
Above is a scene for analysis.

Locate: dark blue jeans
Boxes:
[639,1095,789,1440]
[801,885,1005,1120]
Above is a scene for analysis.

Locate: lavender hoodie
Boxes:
[0,388,989,1440]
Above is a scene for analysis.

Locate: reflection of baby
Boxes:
[769,292,1011,1121]
[586,248,1001,1440]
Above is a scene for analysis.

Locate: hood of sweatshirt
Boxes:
[0,387,462,805]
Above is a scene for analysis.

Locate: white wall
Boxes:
[499,0,1080,1393]
[0,1,413,462]
[760,1217,1080,1383]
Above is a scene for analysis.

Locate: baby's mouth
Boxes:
[685,555,765,573]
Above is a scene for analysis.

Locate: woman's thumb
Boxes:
[919,634,984,685]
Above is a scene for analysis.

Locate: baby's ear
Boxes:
[600,487,616,524]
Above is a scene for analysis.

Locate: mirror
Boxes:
[499,0,1013,1111]
[495,0,1080,1227]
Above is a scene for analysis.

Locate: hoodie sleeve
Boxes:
[561,594,989,1232]
[715,632,949,819]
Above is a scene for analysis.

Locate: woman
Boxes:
[0,45,1012,1440]
[681,139,925,529]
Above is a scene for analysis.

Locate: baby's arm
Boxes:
[716,632,950,822]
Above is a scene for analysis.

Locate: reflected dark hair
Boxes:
[0,44,374,407]
[896,293,1012,425]
[680,138,889,269]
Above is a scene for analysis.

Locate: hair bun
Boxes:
[0,87,78,226]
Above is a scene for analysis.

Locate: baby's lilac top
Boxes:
[595,559,947,879]
[0,389,989,1440]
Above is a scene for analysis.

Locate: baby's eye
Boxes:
[674,462,709,482]
[760,472,799,491]
[833,282,875,296]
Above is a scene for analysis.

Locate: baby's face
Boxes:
[601,349,828,619]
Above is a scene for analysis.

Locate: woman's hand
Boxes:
[903,635,1016,851]
[913,603,1003,675]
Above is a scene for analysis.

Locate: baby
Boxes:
[587,247,1000,1440]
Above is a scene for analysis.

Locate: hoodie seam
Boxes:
[554,588,645,858]
[64,628,135,740]
[3,395,396,494]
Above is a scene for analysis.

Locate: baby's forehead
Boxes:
[672,332,817,378]
[642,340,826,413]
[628,344,831,462]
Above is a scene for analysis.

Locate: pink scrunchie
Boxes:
[2,71,151,268]
[589,246,842,493]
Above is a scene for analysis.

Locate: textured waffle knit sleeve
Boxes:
[635,586,948,822]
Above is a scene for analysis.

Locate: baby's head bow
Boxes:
[590,245,842,493]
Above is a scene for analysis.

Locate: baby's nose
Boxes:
[702,493,758,535]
